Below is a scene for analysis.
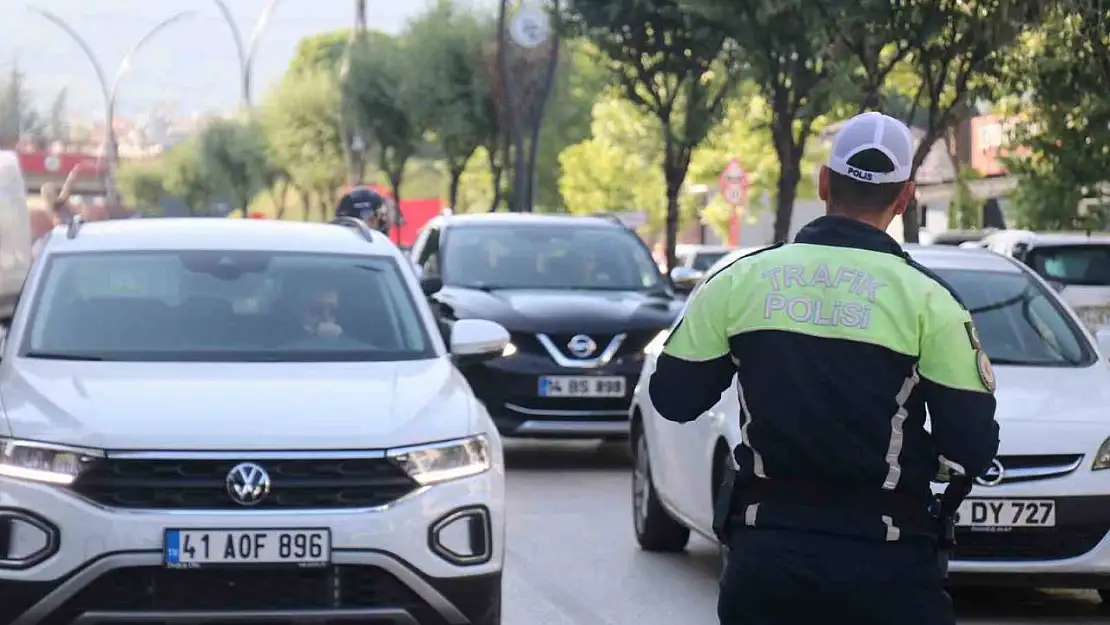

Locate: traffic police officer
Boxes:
[335,186,391,235]
[649,112,1000,625]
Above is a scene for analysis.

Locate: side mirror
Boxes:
[450,319,510,366]
[421,276,443,296]
[669,267,703,295]
[1097,329,1110,357]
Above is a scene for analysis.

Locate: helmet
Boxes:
[335,186,390,234]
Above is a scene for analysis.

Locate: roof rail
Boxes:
[330,216,375,243]
[66,215,84,239]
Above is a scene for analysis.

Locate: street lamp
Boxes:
[210,0,282,109]
[496,0,561,212]
[28,6,195,210]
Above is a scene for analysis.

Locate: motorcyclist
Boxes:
[335,186,391,235]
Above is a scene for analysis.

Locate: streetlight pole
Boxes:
[210,0,282,109]
[29,7,195,211]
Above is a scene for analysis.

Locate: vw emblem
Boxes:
[226,462,272,506]
[975,459,1005,487]
[567,334,597,358]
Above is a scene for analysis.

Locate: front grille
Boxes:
[954,525,1107,561]
[516,330,658,361]
[49,565,446,624]
[989,454,1083,486]
[71,457,420,509]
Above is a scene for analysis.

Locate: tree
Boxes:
[288,30,351,74]
[117,160,168,214]
[260,69,346,220]
[47,88,68,144]
[347,36,425,208]
[559,98,668,226]
[565,0,740,271]
[843,0,1046,241]
[1000,0,1110,230]
[406,1,495,209]
[162,139,220,215]
[197,118,272,217]
[680,0,845,244]
[0,63,41,147]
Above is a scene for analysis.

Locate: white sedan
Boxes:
[630,244,1110,602]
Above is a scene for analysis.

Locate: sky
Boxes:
[0,0,495,121]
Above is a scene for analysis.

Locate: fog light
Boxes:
[429,506,491,566]
[0,509,58,569]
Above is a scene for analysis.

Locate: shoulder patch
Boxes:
[977,350,996,392]
[964,320,982,350]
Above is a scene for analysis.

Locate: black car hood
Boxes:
[437,286,682,333]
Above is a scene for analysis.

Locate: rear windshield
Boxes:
[935,268,1093,367]
[1024,244,1110,286]
[21,251,433,362]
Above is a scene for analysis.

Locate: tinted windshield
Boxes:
[934,268,1092,367]
[442,225,664,290]
[693,251,730,271]
[22,251,432,362]
[1024,244,1110,286]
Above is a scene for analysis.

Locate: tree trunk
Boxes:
[448,166,464,211]
[663,183,681,273]
[902,129,944,243]
[389,169,404,245]
[488,146,503,212]
[772,160,801,244]
[298,188,311,221]
[273,181,289,220]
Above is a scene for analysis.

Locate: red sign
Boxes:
[16,152,106,176]
[718,158,749,207]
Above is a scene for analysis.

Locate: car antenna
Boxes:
[330,216,375,243]
[66,215,84,239]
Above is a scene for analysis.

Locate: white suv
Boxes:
[631,244,1110,602]
[0,217,509,624]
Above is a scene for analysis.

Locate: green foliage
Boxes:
[260,69,345,200]
[288,30,350,74]
[405,0,496,207]
[0,64,42,147]
[346,35,424,200]
[564,0,739,269]
[949,165,984,229]
[680,0,844,243]
[161,139,219,215]
[1000,0,1110,230]
[196,117,271,214]
[117,160,169,214]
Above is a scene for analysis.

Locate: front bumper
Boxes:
[947,487,1110,588]
[464,351,643,439]
[0,472,504,624]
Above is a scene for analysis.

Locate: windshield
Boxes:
[693,251,730,271]
[934,268,1093,367]
[22,251,433,362]
[1024,244,1110,286]
[442,224,664,291]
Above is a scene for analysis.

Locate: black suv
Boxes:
[409,214,682,440]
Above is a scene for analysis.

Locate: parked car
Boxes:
[669,245,752,295]
[630,243,1110,601]
[0,216,508,624]
[0,151,33,320]
[927,229,999,247]
[409,213,682,442]
[977,229,1110,334]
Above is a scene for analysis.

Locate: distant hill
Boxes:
[0,0,493,120]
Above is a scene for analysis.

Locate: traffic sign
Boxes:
[719,158,749,207]
[509,5,551,49]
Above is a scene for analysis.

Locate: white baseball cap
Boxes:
[827,112,914,185]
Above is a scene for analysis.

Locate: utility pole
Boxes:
[29,6,194,211]
[339,0,369,187]
[211,0,282,109]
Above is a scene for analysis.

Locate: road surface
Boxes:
[501,441,1106,625]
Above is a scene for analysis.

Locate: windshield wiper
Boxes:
[24,352,105,361]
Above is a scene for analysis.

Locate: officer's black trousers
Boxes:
[718,527,955,625]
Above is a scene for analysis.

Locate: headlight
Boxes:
[1093,437,1110,471]
[644,329,671,354]
[388,435,490,485]
[0,438,102,485]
